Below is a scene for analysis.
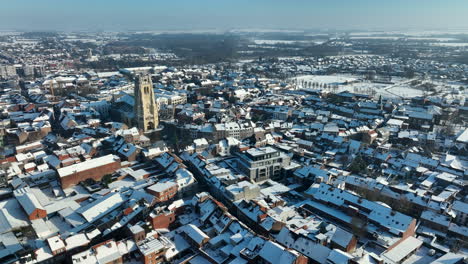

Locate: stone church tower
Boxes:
[134,74,159,132]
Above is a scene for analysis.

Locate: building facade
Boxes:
[57,154,121,188]
[236,147,291,182]
[134,75,159,132]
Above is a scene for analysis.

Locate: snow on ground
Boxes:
[295,74,358,85]
[292,74,467,100]
[349,30,468,37]
[350,36,401,40]
[254,40,300,45]
[407,37,458,41]
[431,43,468,47]
[386,85,425,98]
[253,39,324,45]
[349,36,458,42]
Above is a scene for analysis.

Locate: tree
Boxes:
[172,130,180,152]
[101,174,113,187]
[348,155,368,174]
[228,95,238,104]
[338,155,349,164]
[319,222,328,234]
[403,67,416,78]
[251,113,264,123]
[351,216,367,238]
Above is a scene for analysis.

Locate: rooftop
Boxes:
[381,236,423,263]
[57,154,120,178]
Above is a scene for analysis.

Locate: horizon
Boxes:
[1,0,467,32]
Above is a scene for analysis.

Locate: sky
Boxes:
[0,0,467,32]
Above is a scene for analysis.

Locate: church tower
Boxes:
[134,74,159,132]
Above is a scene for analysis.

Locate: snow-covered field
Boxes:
[350,36,400,40]
[253,39,325,45]
[254,39,299,45]
[295,75,359,85]
[350,36,461,42]
[386,85,425,98]
[407,37,458,41]
[291,74,468,100]
[431,43,468,47]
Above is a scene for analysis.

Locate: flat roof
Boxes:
[246,146,278,157]
[138,237,166,256]
[129,224,144,234]
[47,236,65,252]
[147,181,177,193]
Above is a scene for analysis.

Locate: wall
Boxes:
[150,212,176,230]
[60,161,121,188]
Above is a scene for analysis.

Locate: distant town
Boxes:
[0,30,467,264]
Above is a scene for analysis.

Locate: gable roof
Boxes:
[14,187,45,216]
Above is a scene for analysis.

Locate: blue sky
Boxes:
[0,0,467,31]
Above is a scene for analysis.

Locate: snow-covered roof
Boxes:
[310,183,414,235]
[47,235,65,252]
[381,236,422,263]
[76,192,125,223]
[331,227,354,248]
[147,181,177,193]
[452,200,468,214]
[57,154,119,178]
[432,252,466,264]
[258,240,296,264]
[183,224,209,244]
[455,128,468,143]
[65,234,89,250]
[14,187,45,216]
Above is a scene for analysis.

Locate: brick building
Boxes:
[129,225,146,244]
[57,154,121,188]
[146,181,178,202]
[47,236,66,256]
[137,236,171,264]
[14,187,47,220]
[149,210,176,230]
